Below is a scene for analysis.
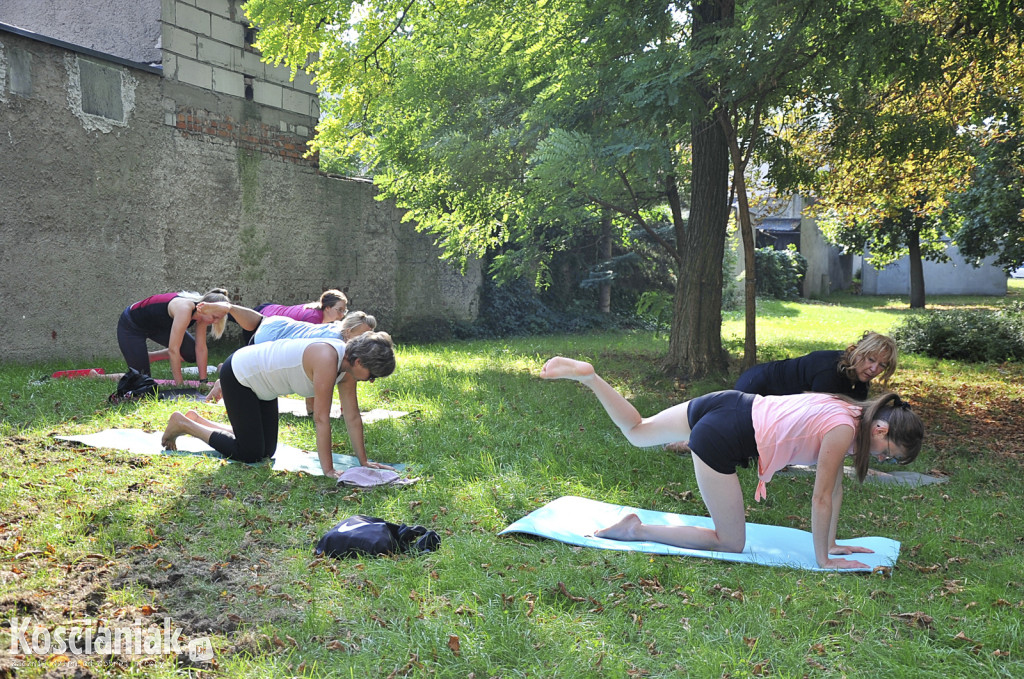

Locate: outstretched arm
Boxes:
[811,425,868,569]
[197,301,264,331]
[540,357,691,448]
[306,344,343,478]
[166,298,195,384]
[337,374,394,470]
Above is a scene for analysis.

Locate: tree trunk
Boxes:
[908,227,926,308]
[599,210,612,313]
[668,121,731,378]
[666,0,733,379]
[734,170,757,371]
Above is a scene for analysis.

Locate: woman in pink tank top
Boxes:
[541,356,924,570]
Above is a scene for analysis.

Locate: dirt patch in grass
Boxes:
[110,547,304,640]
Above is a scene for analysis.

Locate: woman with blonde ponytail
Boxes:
[116,288,232,384]
[541,357,924,570]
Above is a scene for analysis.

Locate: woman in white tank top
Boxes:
[160,332,396,477]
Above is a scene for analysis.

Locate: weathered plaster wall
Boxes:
[0,27,479,364]
[0,0,161,64]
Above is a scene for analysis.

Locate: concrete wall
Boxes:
[799,216,853,298]
[861,245,1007,296]
[740,194,852,298]
[0,22,479,364]
[0,0,162,64]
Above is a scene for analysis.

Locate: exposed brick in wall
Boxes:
[174,106,317,166]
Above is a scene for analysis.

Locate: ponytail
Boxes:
[852,392,924,482]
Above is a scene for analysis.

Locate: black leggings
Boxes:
[116,308,197,375]
[208,354,279,463]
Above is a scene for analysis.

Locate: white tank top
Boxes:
[230,338,347,400]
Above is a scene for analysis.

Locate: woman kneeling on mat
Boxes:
[540,357,924,570]
[161,332,396,477]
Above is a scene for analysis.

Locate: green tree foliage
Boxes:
[243,0,1018,373]
[946,127,1024,273]
[789,0,1024,307]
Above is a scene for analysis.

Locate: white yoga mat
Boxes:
[499,496,900,573]
[54,429,404,476]
[214,396,409,423]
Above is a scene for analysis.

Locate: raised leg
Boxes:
[540,356,692,448]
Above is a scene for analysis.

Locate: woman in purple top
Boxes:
[116,288,231,384]
[241,289,348,343]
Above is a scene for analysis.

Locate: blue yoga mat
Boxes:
[499,496,900,573]
[54,429,403,476]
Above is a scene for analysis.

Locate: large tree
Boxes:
[244,0,980,372]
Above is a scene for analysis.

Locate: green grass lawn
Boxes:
[1,288,1023,677]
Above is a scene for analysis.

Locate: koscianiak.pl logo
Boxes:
[7,617,213,663]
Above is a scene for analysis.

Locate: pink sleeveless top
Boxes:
[751,393,862,501]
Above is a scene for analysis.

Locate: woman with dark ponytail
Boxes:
[541,357,925,570]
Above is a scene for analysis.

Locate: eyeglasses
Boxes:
[875,440,900,465]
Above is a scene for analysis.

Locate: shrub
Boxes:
[890,308,1024,362]
[754,246,807,300]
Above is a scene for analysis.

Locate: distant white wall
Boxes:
[861,245,1008,296]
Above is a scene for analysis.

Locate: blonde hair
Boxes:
[179,288,230,339]
[838,331,898,385]
[340,311,377,339]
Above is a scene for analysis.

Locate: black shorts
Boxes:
[686,390,758,474]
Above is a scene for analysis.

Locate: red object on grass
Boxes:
[52,368,105,379]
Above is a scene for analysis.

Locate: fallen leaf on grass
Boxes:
[13,550,44,560]
[447,635,460,656]
[556,582,586,602]
[892,611,935,629]
[385,653,422,679]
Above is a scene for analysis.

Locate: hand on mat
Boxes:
[822,556,870,569]
[364,461,396,471]
[829,543,875,556]
[204,380,223,403]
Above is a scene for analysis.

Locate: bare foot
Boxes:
[161,411,190,450]
[205,380,223,403]
[539,357,595,381]
[665,440,691,454]
[594,513,644,541]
